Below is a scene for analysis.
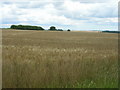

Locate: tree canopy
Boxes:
[10,25,44,30]
[49,26,57,31]
[67,29,71,31]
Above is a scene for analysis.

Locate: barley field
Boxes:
[2,29,118,88]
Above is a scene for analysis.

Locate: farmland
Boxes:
[2,29,118,88]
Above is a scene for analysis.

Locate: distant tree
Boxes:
[17,25,23,29]
[10,25,44,30]
[67,29,70,31]
[57,29,63,31]
[10,25,17,29]
[49,26,56,31]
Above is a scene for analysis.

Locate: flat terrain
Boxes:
[2,29,118,88]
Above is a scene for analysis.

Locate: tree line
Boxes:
[10,25,44,30]
[102,30,120,33]
[10,25,71,31]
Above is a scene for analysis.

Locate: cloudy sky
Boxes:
[0,0,118,31]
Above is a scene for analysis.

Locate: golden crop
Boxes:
[2,29,118,88]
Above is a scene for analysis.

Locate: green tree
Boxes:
[49,26,56,31]
[67,29,70,31]
[10,25,17,29]
[10,25,44,30]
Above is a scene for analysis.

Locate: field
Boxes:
[2,29,118,88]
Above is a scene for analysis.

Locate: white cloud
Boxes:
[1,0,118,30]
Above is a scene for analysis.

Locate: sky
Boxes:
[0,0,119,31]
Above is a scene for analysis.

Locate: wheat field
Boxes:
[2,29,118,88]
